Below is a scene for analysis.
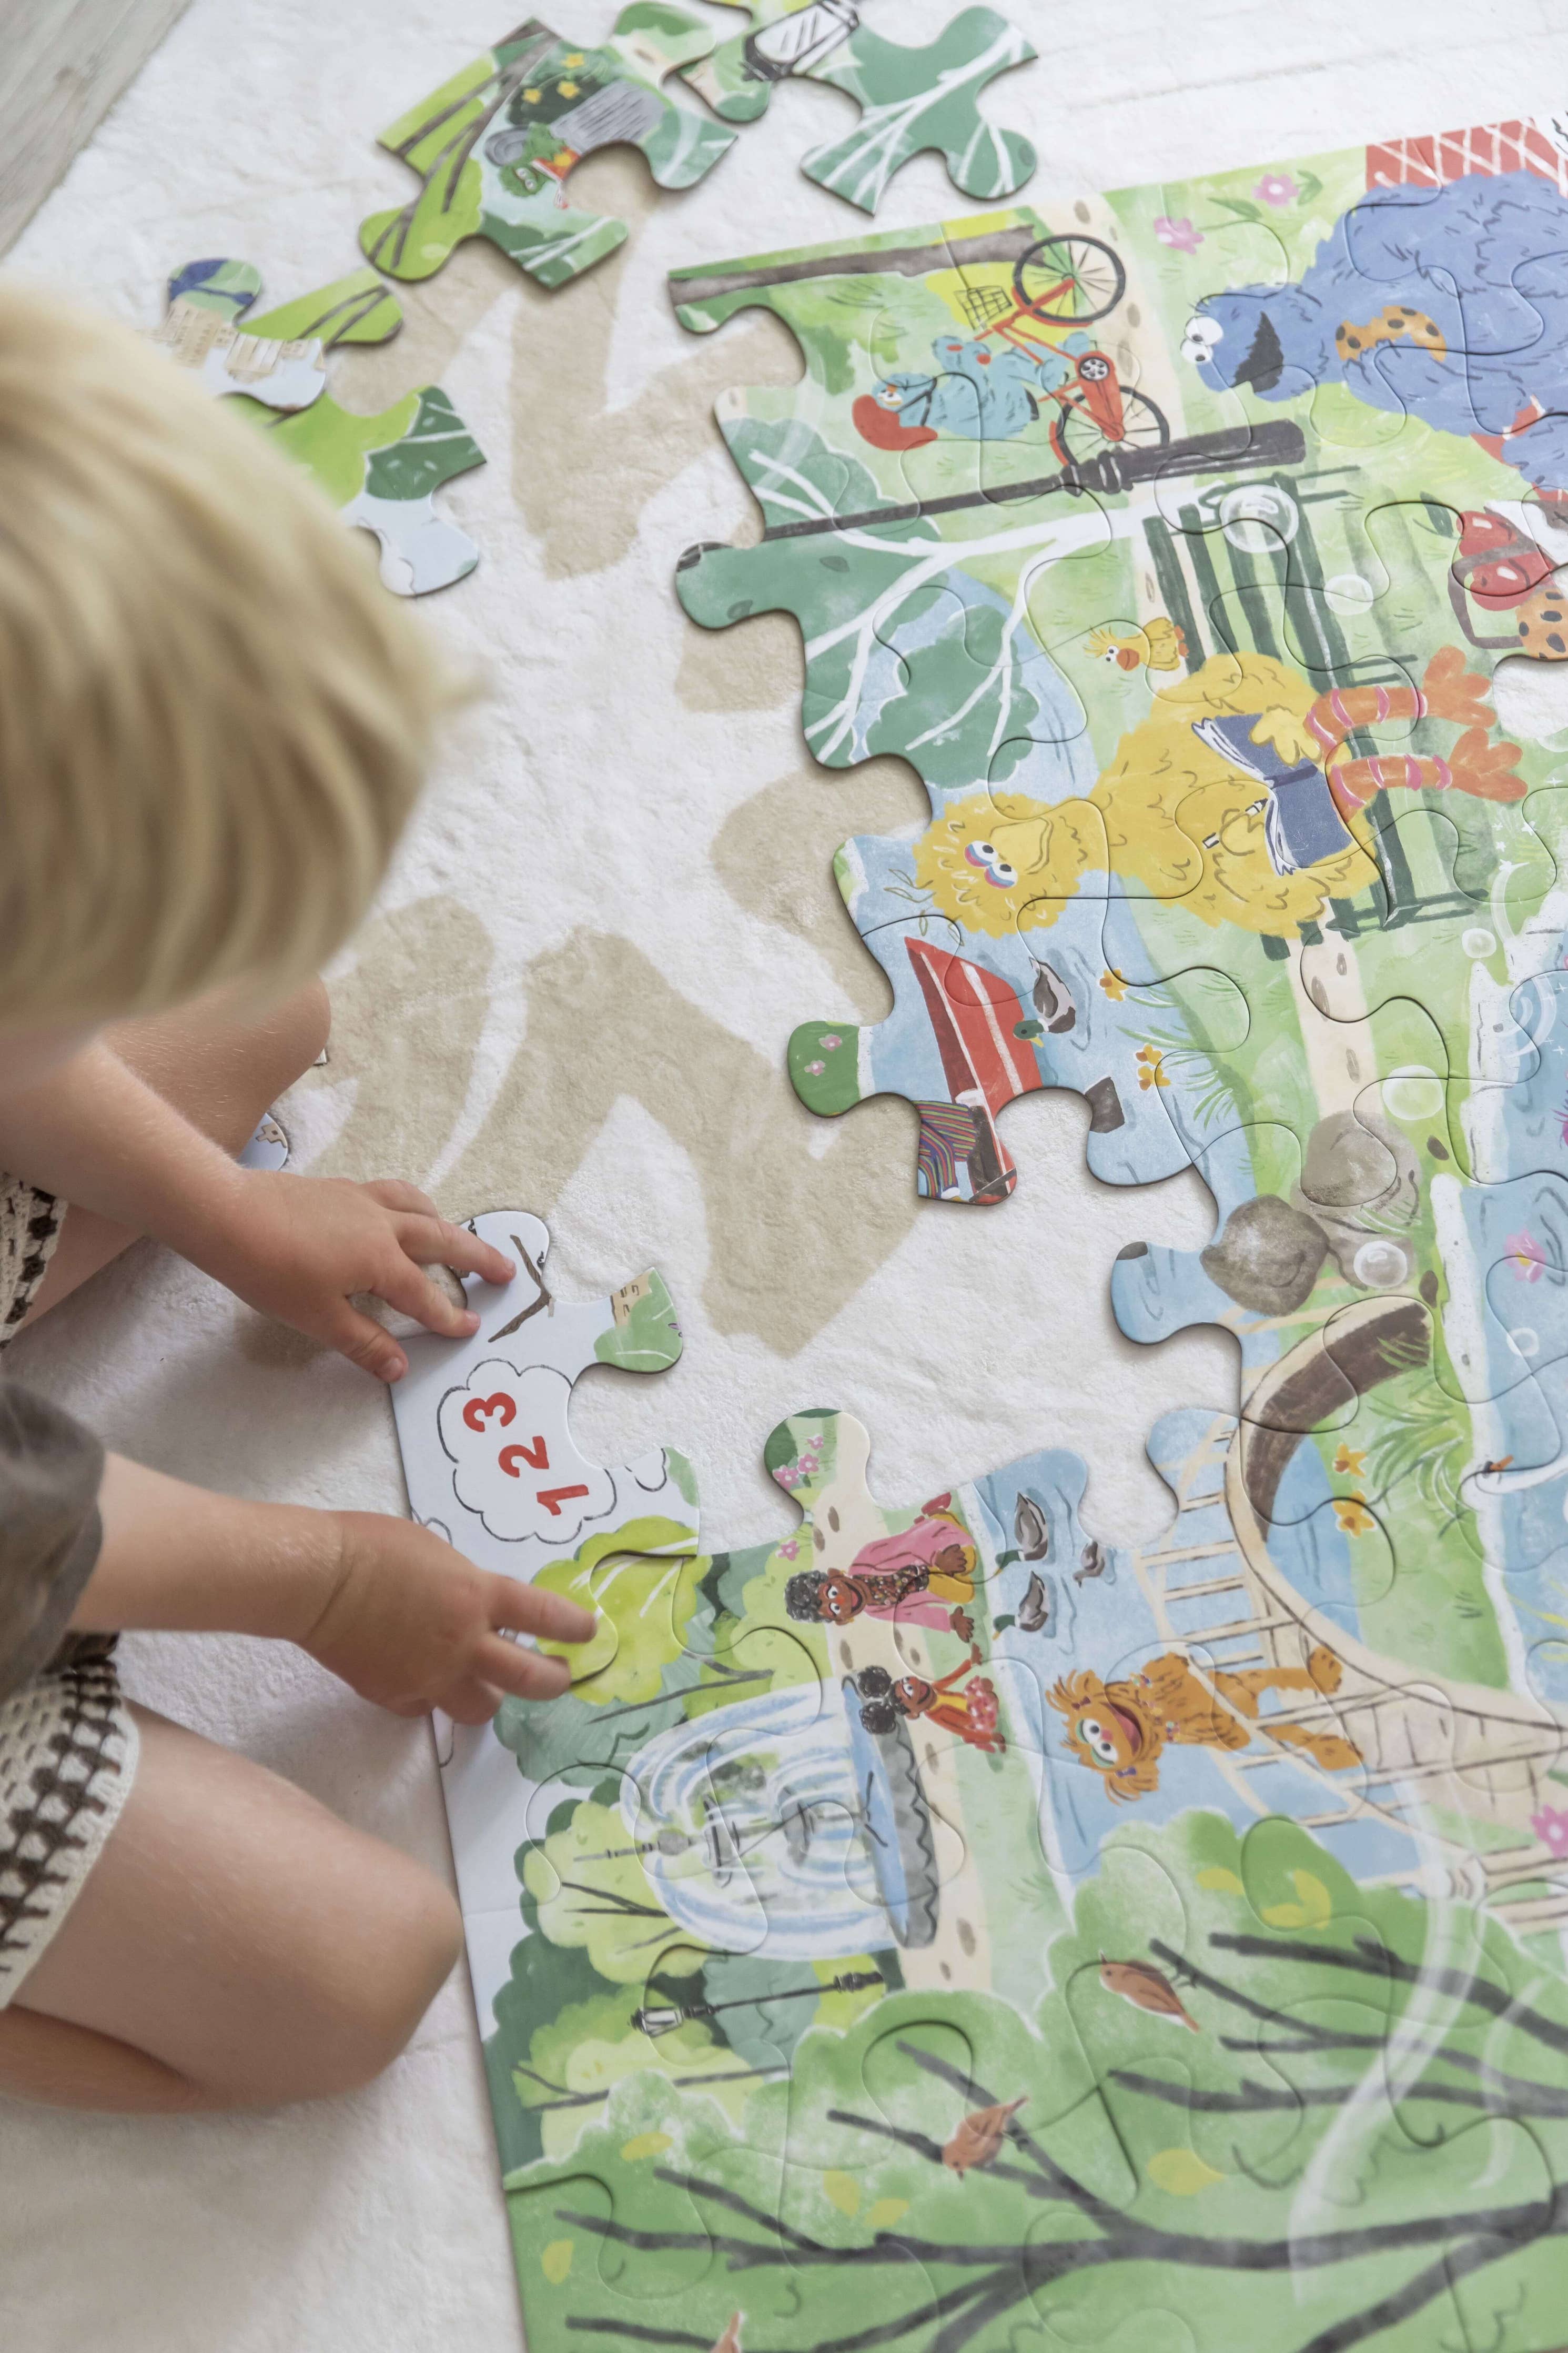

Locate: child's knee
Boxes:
[297,1862,461,2100]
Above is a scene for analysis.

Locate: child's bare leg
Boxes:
[0,1704,461,2113]
[21,977,331,1322]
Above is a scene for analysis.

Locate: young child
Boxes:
[0,281,594,2113]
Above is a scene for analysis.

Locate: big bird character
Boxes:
[913,645,1520,940]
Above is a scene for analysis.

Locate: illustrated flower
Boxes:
[523,85,541,100]
[1333,1494,1376,1537]
[1099,969,1127,1000]
[820,1033,842,1051]
[1155,216,1203,254]
[775,1465,801,1490]
[777,1538,801,1563]
[804,1059,825,1077]
[1531,1804,1568,1859]
[1332,1444,1367,1477]
[1505,1230,1549,1282]
[1136,1044,1169,1090]
[1254,173,1299,207]
[558,79,579,96]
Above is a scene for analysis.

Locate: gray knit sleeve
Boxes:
[0,1381,104,1705]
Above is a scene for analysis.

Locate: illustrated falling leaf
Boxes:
[867,2197,909,2230]
[621,2131,673,2163]
[1196,1866,1245,1895]
[1148,2148,1226,2196]
[824,2170,862,2217]
[1261,1870,1333,1930]
[541,2240,574,2284]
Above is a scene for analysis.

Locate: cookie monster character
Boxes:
[854,330,1090,451]
[1180,169,1568,499]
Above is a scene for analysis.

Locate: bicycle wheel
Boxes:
[1056,387,1171,468]
[1013,234,1126,325]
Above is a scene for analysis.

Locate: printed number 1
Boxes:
[538,1484,590,1517]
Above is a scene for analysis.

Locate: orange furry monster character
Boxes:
[1048,1648,1359,1800]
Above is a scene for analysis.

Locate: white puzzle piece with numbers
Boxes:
[388,1210,697,2022]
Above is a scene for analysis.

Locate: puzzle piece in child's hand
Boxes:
[682,2,1035,216]
[359,9,735,290]
[155,257,486,595]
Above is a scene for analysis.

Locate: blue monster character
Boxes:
[1180,168,1568,499]
[853,330,1091,451]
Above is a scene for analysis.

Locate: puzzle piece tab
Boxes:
[360,9,736,290]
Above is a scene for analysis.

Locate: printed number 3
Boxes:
[463,1392,515,1433]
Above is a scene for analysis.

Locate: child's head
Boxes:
[0,280,463,1058]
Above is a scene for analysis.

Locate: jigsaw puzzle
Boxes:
[157,255,485,594]
[679,2,1036,215]
[473,1400,1568,2352]
[359,9,736,290]
[387,1210,697,2031]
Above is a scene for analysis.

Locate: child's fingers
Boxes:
[441,1676,507,1726]
[376,1254,481,1340]
[400,1214,514,1290]
[491,1578,596,1646]
[326,1301,409,1383]
[473,1634,572,1701]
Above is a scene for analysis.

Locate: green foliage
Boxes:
[503,1812,1568,2351]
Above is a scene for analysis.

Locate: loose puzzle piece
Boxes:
[359,9,736,291]
[682,2,1036,216]
[388,1209,696,2040]
[156,256,485,594]
[465,1389,1568,2351]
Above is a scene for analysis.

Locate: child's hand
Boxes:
[307,1514,596,1722]
[200,1172,513,1381]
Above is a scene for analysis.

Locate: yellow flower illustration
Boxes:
[1332,1444,1366,1477]
[1136,1044,1169,1090]
[1099,968,1127,999]
[559,78,580,96]
[562,51,585,64]
[1332,1494,1376,1536]
[523,85,541,100]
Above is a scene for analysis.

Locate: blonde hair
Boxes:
[0,279,464,1027]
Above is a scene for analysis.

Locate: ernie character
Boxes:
[1048,1648,1360,1800]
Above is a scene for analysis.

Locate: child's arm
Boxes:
[0,1037,512,1383]
[74,1455,595,1721]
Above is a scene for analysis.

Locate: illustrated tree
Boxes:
[501,1813,1568,2353]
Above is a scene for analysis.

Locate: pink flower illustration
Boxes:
[1154,216,1202,254]
[775,1464,801,1490]
[1505,1230,1549,1282]
[1254,172,1299,207]
[820,1033,842,1051]
[804,1059,825,1077]
[777,1537,800,1562]
[1531,1803,1568,1859]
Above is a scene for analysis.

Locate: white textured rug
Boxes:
[6,3,1568,2345]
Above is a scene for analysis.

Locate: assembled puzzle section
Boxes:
[389,1210,696,2034]
[680,1,1037,215]
[157,256,485,594]
[481,1397,1568,2352]
[359,8,736,290]
[667,123,1568,1760]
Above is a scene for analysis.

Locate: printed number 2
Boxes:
[499,1437,550,1476]
[496,1435,589,1516]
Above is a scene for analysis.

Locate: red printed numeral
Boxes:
[538,1484,590,1517]
[498,1437,550,1477]
[463,1392,515,1433]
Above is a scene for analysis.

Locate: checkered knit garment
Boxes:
[0,1174,137,2003]
[0,1652,137,2004]
[0,1173,61,1341]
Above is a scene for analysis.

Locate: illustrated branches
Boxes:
[554,1932,1568,2353]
